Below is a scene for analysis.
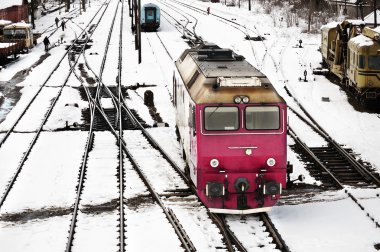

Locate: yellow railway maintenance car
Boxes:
[347,27,380,101]
[320,20,380,104]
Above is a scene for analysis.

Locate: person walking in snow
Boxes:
[55,17,59,28]
[207,7,210,15]
[43,36,50,52]
[61,20,66,31]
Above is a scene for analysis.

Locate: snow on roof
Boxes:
[345,19,366,26]
[321,22,340,30]
[4,21,32,29]
[350,34,374,47]
[0,0,28,10]
[0,20,12,26]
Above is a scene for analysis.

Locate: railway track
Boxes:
[67,1,224,251]
[0,1,111,210]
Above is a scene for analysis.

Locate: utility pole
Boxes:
[344,0,347,15]
[66,0,70,12]
[307,0,312,32]
[374,0,377,28]
[138,0,141,63]
[248,0,251,11]
[30,0,36,29]
[129,0,132,17]
[134,0,138,49]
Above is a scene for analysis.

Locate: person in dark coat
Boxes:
[207,7,210,15]
[55,17,59,27]
[61,20,66,31]
[43,36,50,51]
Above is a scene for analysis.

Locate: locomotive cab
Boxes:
[3,22,34,49]
[174,44,288,214]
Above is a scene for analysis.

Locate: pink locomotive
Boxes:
[174,43,289,214]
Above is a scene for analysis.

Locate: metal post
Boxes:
[344,0,347,15]
[131,0,135,31]
[360,2,364,20]
[30,0,35,29]
[248,0,251,11]
[129,0,132,17]
[134,0,138,49]
[66,0,70,12]
[138,0,141,63]
[374,0,377,28]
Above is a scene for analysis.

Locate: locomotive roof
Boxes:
[176,44,285,104]
[142,2,159,8]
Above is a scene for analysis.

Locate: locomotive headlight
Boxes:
[267,158,276,167]
[234,96,242,104]
[242,96,250,103]
[210,158,219,168]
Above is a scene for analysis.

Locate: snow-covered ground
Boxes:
[0,0,380,251]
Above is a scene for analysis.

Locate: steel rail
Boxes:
[117,1,125,251]
[289,126,380,228]
[82,56,190,186]
[80,90,197,251]
[288,105,380,186]
[260,213,291,252]
[158,0,200,41]
[0,1,108,149]
[77,3,195,250]
[288,127,344,189]
[63,1,121,251]
[208,213,234,252]
[0,5,109,208]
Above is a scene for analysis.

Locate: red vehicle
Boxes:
[174,43,290,214]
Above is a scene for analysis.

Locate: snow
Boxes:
[270,195,380,252]
[0,131,88,213]
[0,20,12,26]
[0,0,25,10]
[4,22,32,29]
[0,42,16,48]
[0,0,380,251]
[350,34,374,46]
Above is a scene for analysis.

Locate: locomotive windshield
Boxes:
[368,55,380,70]
[245,106,280,130]
[146,9,155,21]
[3,29,27,39]
[204,107,239,131]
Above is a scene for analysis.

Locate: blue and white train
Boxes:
[140,3,160,31]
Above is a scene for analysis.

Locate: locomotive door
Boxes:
[145,8,156,23]
[189,104,197,179]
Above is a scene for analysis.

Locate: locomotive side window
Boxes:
[368,55,380,70]
[358,55,365,69]
[204,107,239,131]
[245,106,280,130]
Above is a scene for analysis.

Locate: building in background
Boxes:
[0,0,30,23]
